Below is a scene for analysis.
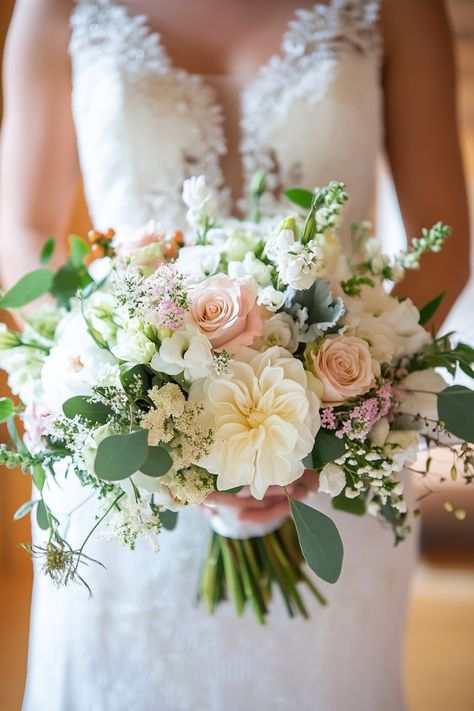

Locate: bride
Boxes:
[0,1,470,709]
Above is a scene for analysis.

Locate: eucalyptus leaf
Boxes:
[50,263,82,307]
[0,397,14,422]
[140,446,173,477]
[332,493,366,516]
[31,464,46,492]
[284,188,314,209]
[40,237,56,265]
[289,498,343,584]
[120,364,153,400]
[0,268,54,308]
[160,509,178,530]
[63,396,113,424]
[69,234,91,268]
[94,429,149,481]
[437,385,474,443]
[14,499,38,520]
[312,428,346,470]
[419,292,445,326]
[36,500,49,530]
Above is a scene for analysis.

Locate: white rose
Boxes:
[228,253,272,286]
[257,286,288,312]
[111,318,156,364]
[151,325,213,381]
[319,462,346,497]
[396,369,447,431]
[262,313,299,353]
[224,230,261,261]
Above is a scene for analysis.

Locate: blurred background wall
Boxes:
[0,1,473,710]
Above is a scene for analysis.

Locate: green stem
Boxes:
[220,537,245,617]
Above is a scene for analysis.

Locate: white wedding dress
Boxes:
[23,2,419,709]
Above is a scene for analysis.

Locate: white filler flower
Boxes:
[192,346,321,499]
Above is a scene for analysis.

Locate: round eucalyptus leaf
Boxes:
[438,385,474,443]
[94,429,149,481]
[290,498,343,584]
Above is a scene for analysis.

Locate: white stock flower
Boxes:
[256,285,288,312]
[191,346,321,499]
[380,299,429,357]
[151,325,213,382]
[262,313,299,353]
[277,240,325,290]
[182,176,215,227]
[111,318,156,364]
[319,463,346,497]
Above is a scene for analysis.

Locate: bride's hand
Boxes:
[203,470,318,524]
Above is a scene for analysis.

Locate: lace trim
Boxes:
[70,0,231,225]
[240,0,381,215]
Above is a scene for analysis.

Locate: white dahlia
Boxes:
[191,346,321,499]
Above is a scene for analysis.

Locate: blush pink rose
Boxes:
[310,335,379,405]
[189,274,264,353]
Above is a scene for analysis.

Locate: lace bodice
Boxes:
[69,0,382,236]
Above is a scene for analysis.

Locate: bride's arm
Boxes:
[0,0,79,290]
[382,0,470,328]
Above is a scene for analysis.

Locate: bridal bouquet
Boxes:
[1,176,473,622]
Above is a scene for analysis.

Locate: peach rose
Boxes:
[309,335,378,405]
[188,274,264,353]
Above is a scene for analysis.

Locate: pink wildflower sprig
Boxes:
[321,380,398,441]
[147,264,189,331]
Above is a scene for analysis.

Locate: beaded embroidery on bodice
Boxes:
[69,0,382,237]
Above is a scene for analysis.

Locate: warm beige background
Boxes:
[1,2,473,710]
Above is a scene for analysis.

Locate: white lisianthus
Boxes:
[111,318,156,364]
[228,253,272,286]
[175,245,221,280]
[319,462,346,497]
[257,285,288,312]
[182,175,215,227]
[396,369,447,431]
[151,325,213,381]
[191,346,321,499]
[41,313,115,413]
[261,313,299,353]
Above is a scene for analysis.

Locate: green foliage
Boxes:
[68,235,91,268]
[284,188,314,209]
[14,500,38,521]
[159,509,178,531]
[0,397,14,422]
[332,493,366,516]
[39,237,56,265]
[120,364,153,403]
[0,268,54,308]
[63,396,114,424]
[289,498,344,584]
[419,292,445,326]
[438,385,474,443]
[31,464,46,492]
[139,446,173,477]
[412,336,474,379]
[94,429,149,480]
[36,500,50,530]
[312,428,346,470]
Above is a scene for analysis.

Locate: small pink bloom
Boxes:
[188,274,264,354]
[22,402,53,454]
[310,335,379,406]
